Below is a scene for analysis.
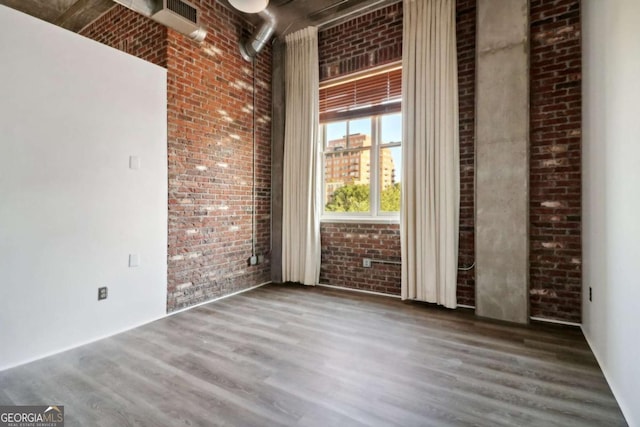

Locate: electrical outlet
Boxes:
[249,255,258,266]
[589,287,592,302]
[98,286,108,301]
[257,254,264,264]
[363,258,372,268]
[129,254,140,268]
[129,155,140,170]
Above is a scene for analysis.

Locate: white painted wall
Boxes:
[582,1,640,425]
[0,6,168,371]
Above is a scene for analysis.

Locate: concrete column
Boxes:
[475,0,529,323]
[271,40,285,283]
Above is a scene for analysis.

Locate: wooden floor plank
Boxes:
[0,284,628,426]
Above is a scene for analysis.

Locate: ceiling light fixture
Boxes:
[228,0,269,14]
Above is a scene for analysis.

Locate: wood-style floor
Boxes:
[0,284,627,426]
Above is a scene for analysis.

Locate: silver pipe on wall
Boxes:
[239,8,276,61]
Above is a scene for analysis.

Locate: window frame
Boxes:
[320,112,402,222]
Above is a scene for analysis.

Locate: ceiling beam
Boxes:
[54,0,115,32]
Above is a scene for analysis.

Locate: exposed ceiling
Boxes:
[217,0,398,36]
[0,0,114,32]
[0,0,397,36]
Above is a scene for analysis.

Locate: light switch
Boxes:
[129,156,140,170]
[129,254,140,267]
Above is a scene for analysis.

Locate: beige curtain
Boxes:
[281,27,321,285]
[401,0,460,308]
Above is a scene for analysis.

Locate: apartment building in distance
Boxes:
[324,133,396,203]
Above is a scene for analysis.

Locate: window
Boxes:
[321,113,402,218]
[319,64,402,220]
[379,114,401,213]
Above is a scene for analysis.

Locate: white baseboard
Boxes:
[167,281,271,317]
[530,316,581,327]
[316,287,584,329]
[317,283,402,299]
[581,328,634,427]
[0,314,169,372]
[1,281,271,372]
[453,307,582,327]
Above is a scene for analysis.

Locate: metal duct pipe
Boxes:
[113,0,155,16]
[113,0,207,42]
[239,8,276,61]
[187,27,207,42]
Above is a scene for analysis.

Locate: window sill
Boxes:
[320,217,400,225]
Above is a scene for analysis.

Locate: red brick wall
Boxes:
[83,0,582,322]
[81,3,272,312]
[80,6,167,67]
[456,0,477,306]
[530,0,582,322]
[318,0,582,323]
[318,4,403,295]
[320,223,401,294]
[318,2,403,80]
[318,1,477,303]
